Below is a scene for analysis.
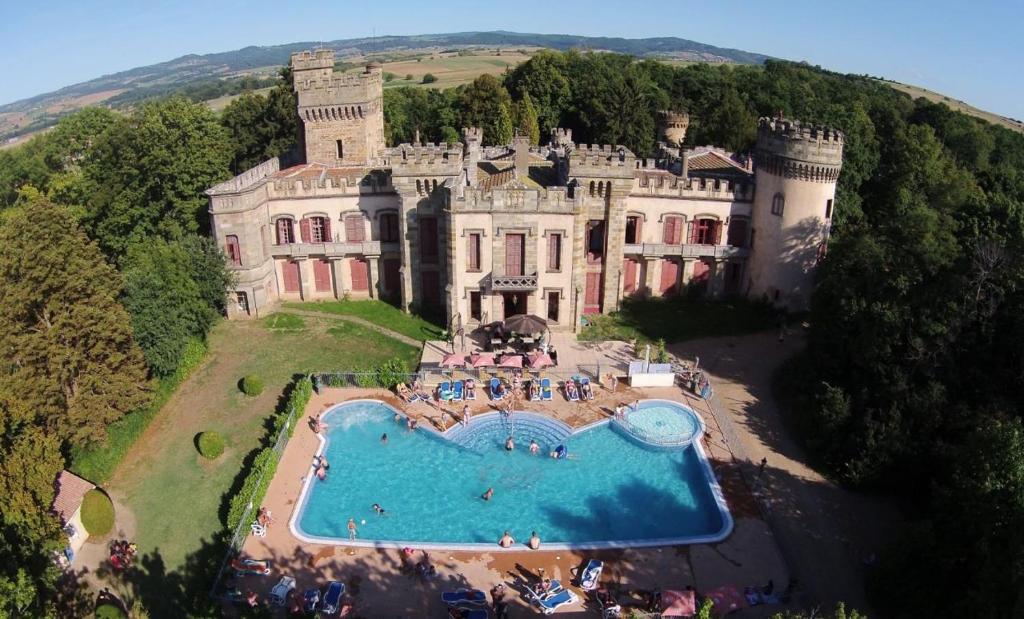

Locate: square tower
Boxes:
[291,50,385,167]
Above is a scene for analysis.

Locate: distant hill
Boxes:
[0,31,769,143]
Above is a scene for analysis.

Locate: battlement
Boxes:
[756,116,844,176]
[550,127,573,147]
[206,157,281,196]
[385,143,465,176]
[290,49,335,71]
[452,183,573,213]
[631,172,754,202]
[659,110,690,127]
[568,145,637,177]
[462,127,483,143]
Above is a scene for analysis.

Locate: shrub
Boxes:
[354,369,379,389]
[197,431,226,459]
[421,73,438,84]
[226,447,278,530]
[405,74,413,81]
[81,489,115,537]
[376,357,410,390]
[240,375,264,396]
[654,338,669,364]
[95,604,127,619]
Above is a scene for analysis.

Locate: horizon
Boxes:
[1,0,1021,121]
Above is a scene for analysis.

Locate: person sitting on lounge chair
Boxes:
[564,381,579,401]
[580,380,594,400]
[494,381,506,399]
[397,383,413,402]
[530,381,541,401]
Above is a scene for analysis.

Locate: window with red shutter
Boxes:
[420,218,438,263]
[345,215,365,242]
[547,234,562,271]
[714,220,723,245]
[282,260,300,292]
[505,234,524,276]
[467,233,481,271]
[299,218,311,243]
[350,258,369,291]
[663,216,683,245]
[310,217,325,243]
[276,219,294,245]
[313,259,332,292]
[225,235,241,266]
[323,217,332,242]
[625,216,642,244]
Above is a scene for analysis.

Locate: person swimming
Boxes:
[550,444,567,459]
[380,433,388,444]
[505,436,515,451]
[529,439,539,455]
[498,531,515,548]
[372,503,386,516]
[482,487,494,501]
[316,465,327,480]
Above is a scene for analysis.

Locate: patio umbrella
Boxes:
[498,354,523,368]
[440,353,466,368]
[660,589,696,617]
[527,352,554,369]
[503,313,547,335]
[469,352,495,368]
[704,585,746,616]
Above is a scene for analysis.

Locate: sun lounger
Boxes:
[578,559,603,590]
[441,588,488,605]
[541,377,553,401]
[489,378,505,401]
[303,588,320,613]
[321,581,345,615]
[529,381,542,401]
[580,377,595,401]
[564,381,579,402]
[250,521,267,537]
[231,557,270,576]
[529,586,579,614]
[452,380,465,401]
[439,381,453,401]
[269,576,295,606]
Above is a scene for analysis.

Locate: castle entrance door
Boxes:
[502,292,527,319]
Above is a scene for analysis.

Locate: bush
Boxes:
[421,73,438,84]
[226,447,278,530]
[81,489,115,537]
[376,357,410,390]
[197,431,226,459]
[95,603,127,619]
[405,74,413,81]
[240,375,264,396]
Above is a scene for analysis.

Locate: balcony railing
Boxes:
[271,241,382,257]
[622,243,750,259]
[490,272,539,291]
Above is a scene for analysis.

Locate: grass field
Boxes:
[579,297,779,344]
[879,79,1023,133]
[283,299,445,341]
[106,316,419,571]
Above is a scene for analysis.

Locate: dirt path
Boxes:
[670,330,903,614]
[277,308,424,348]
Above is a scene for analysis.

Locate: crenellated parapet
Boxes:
[451,183,574,213]
[657,110,690,147]
[568,144,637,179]
[755,117,843,182]
[631,172,754,202]
[550,127,573,148]
[291,50,383,106]
[385,143,465,176]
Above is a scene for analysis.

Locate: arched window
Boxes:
[225,235,241,266]
[309,216,331,243]
[662,215,684,245]
[589,181,595,196]
[275,218,295,245]
[691,218,721,245]
[336,140,344,159]
[771,193,785,216]
[379,213,400,242]
[344,214,365,242]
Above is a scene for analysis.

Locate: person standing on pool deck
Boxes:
[462,404,471,427]
[528,531,541,549]
[498,531,515,547]
[347,518,357,540]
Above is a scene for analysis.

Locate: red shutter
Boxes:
[276,219,289,245]
[687,221,697,244]
[634,217,643,244]
[663,218,673,244]
[548,234,560,270]
[299,218,311,243]
[282,261,300,292]
[584,272,602,312]
[345,215,365,242]
[660,259,680,295]
[323,217,333,243]
[714,221,723,245]
[350,258,369,291]
[623,258,638,294]
[505,234,524,276]
[692,259,710,284]
[467,234,480,270]
[313,259,332,292]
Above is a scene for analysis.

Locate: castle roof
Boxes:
[51,470,94,525]
[273,162,369,181]
[686,148,752,181]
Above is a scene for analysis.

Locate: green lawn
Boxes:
[284,299,444,342]
[579,297,780,344]
[107,316,419,574]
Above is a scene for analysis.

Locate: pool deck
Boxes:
[240,383,788,617]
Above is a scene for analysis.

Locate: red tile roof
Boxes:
[51,470,95,525]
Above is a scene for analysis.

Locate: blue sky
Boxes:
[1,0,1021,120]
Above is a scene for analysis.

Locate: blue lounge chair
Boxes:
[579,376,595,401]
[489,377,505,401]
[540,377,553,401]
[303,588,320,613]
[530,586,579,615]
[439,381,453,401]
[441,588,488,605]
[321,581,345,615]
[578,559,603,591]
[452,380,465,401]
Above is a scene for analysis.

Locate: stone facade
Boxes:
[207,49,843,328]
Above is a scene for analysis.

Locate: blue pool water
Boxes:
[294,400,730,548]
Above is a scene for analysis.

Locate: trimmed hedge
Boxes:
[226,375,313,530]
[197,431,226,459]
[240,375,264,396]
[81,489,115,537]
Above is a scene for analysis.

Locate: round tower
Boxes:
[657,111,690,147]
[746,117,843,310]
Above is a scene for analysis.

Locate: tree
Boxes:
[505,49,570,136]
[120,238,219,377]
[0,193,150,446]
[81,97,232,259]
[513,92,541,145]
[458,74,513,146]
[421,73,438,84]
[494,103,513,146]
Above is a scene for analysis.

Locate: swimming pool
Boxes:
[290,400,731,549]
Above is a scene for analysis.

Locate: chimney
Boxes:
[513,134,530,179]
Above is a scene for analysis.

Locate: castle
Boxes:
[207,49,844,331]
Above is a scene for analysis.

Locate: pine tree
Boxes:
[0,192,151,446]
[514,92,541,145]
[494,103,514,146]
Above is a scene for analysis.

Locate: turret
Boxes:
[746,117,843,310]
[290,49,385,167]
[462,127,482,186]
[657,111,690,148]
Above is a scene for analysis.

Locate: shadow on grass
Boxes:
[579,296,780,344]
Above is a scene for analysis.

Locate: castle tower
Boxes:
[291,50,385,167]
[746,117,843,310]
[657,111,690,147]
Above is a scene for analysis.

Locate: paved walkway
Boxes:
[276,309,425,348]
